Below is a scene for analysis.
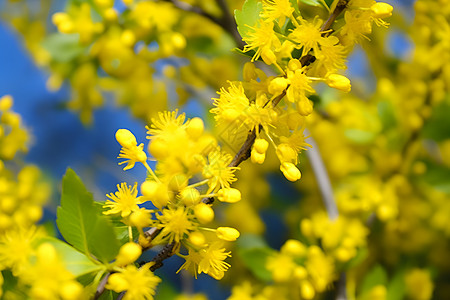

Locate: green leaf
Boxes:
[33,237,102,277]
[56,168,120,263]
[234,0,263,40]
[298,0,321,6]
[236,234,274,281]
[386,270,406,300]
[238,247,275,282]
[41,33,85,62]
[360,264,388,294]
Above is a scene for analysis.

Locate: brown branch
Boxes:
[150,242,177,271]
[94,273,111,300]
[300,0,349,66]
[321,0,349,36]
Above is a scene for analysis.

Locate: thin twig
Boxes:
[304,129,339,220]
[94,273,111,300]
[150,242,176,272]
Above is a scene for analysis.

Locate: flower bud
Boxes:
[261,47,277,65]
[293,266,308,280]
[281,239,307,257]
[280,162,301,182]
[371,2,393,19]
[168,174,189,191]
[194,203,214,224]
[129,209,152,228]
[296,99,313,116]
[115,242,142,266]
[60,281,84,300]
[268,77,289,95]
[171,32,186,50]
[189,231,206,247]
[180,187,201,206]
[141,181,170,209]
[107,273,128,292]
[326,74,351,92]
[243,62,257,81]
[251,150,266,164]
[276,144,297,163]
[116,129,137,148]
[186,117,204,139]
[300,280,315,299]
[149,138,168,159]
[217,188,241,203]
[0,95,13,111]
[216,227,240,241]
[288,59,302,71]
[120,30,136,47]
[253,138,269,154]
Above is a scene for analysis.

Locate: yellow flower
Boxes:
[305,246,335,292]
[285,67,315,111]
[243,20,281,63]
[0,226,38,276]
[210,81,249,125]
[314,36,346,72]
[289,17,324,56]
[341,10,373,41]
[179,242,231,280]
[202,148,239,192]
[405,269,434,300]
[103,183,144,218]
[266,252,296,282]
[106,264,161,300]
[261,0,294,25]
[156,206,196,243]
[146,110,187,139]
[116,129,148,170]
[22,243,84,300]
[198,242,232,280]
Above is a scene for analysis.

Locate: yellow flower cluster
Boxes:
[102,110,242,293]
[0,96,50,232]
[0,0,241,125]
[263,241,335,299]
[0,97,74,299]
[211,0,393,182]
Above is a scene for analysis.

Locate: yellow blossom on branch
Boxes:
[106,264,161,300]
[103,182,144,218]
